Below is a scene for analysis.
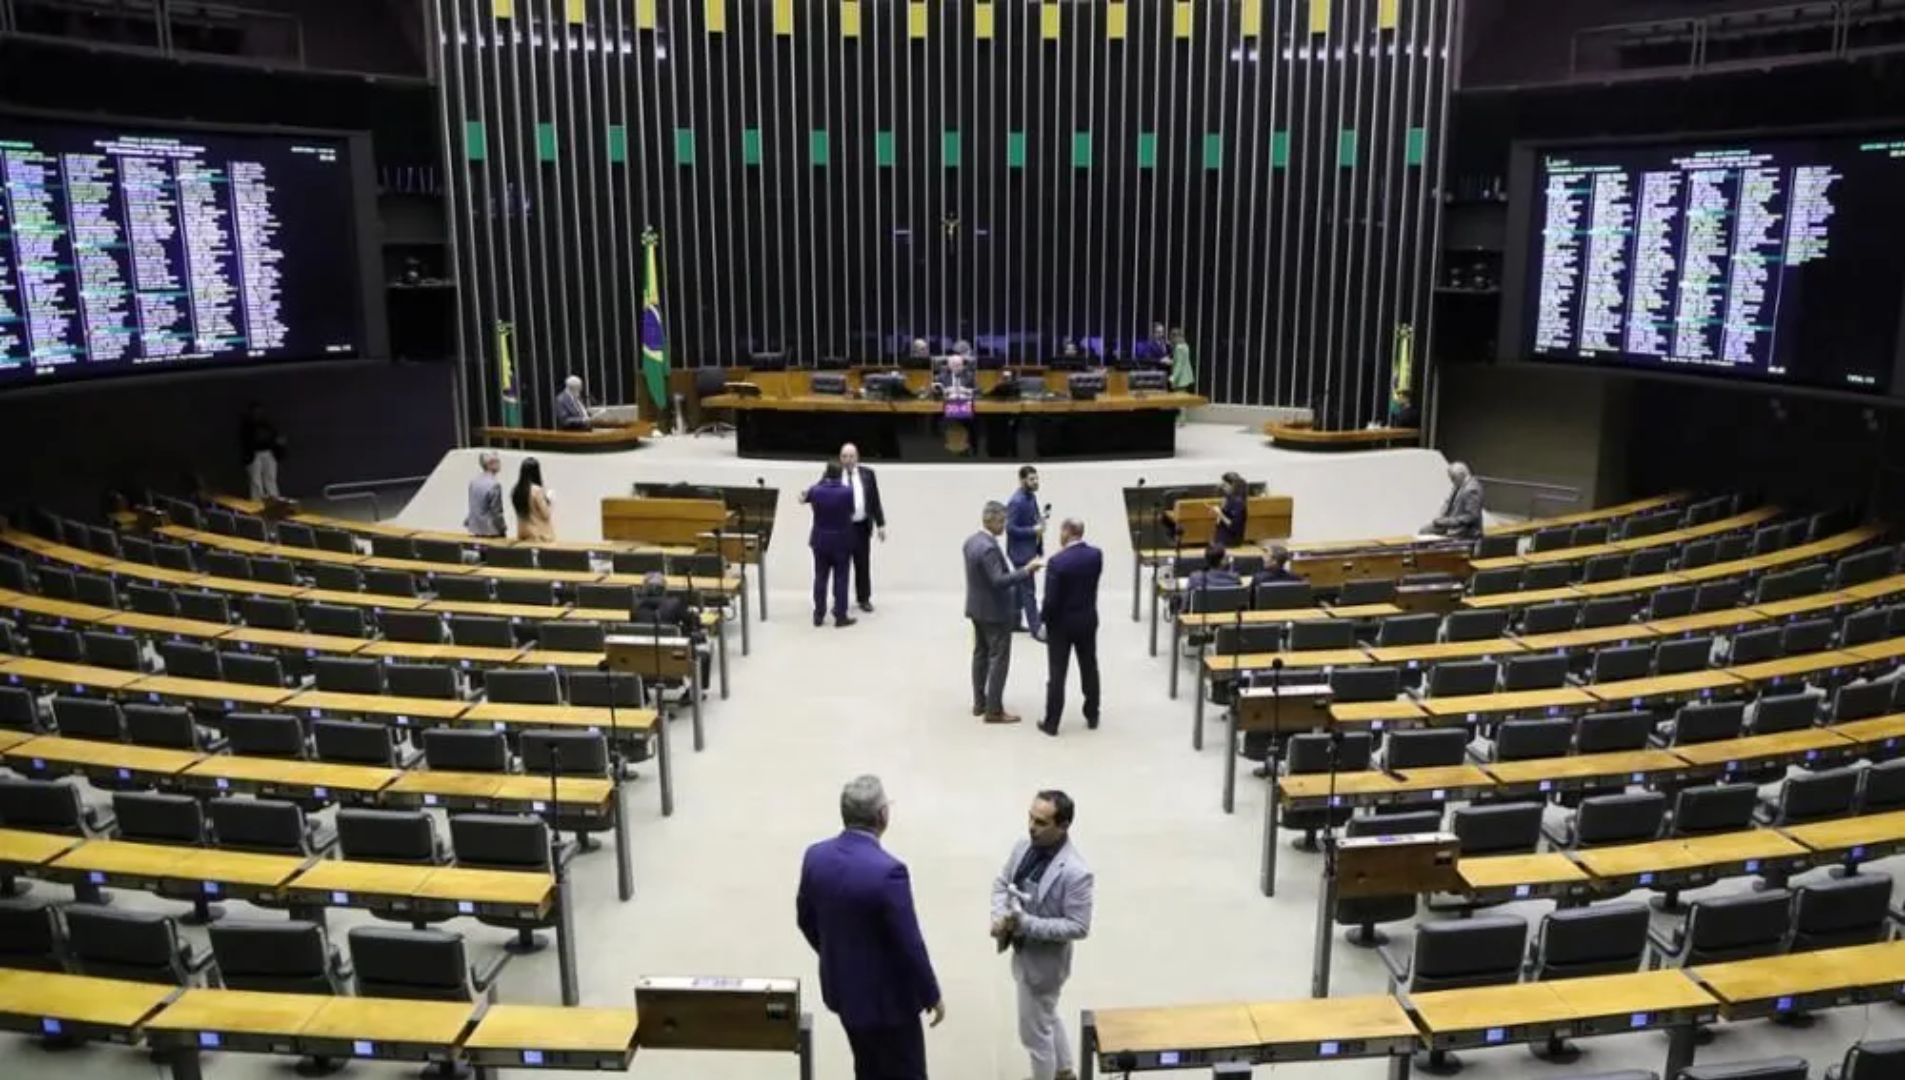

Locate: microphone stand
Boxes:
[753,477,768,623]
[1130,478,1147,623]
[1310,727,1343,998]
[1259,657,1284,895]
[595,657,632,899]
[545,747,580,1005]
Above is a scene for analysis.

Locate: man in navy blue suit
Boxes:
[1039,517,1103,736]
[802,462,857,627]
[1005,465,1047,641]
[797,775,945,1079]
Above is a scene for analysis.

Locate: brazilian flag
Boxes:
[641,231,668,409]
[496,321,521,427]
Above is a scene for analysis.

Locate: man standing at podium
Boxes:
[803,462,857,628]
[839,443,886,613]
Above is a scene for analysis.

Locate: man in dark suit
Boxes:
[1428,461,1485,539]
[964,500,1043,724]
[1040,518,1102,736]
[629,571,709,690]
[1005,465,1046,641]
[838,443,886,613]
[1249,543,1302,588]
[797,775,945,1079]
[802,462,857,627]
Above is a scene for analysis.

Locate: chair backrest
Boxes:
[204,550,253,580]
[378,610,445,644]
[1382,729,1470,769]
[1428,661,1499,698]
[1671,783,1760,837]
[249,558,300,587]
[537,620,606,653]
[423,729,512,773]
[1682,497,1728,526]
[1789,872,1893,952]
[1449,801,1544,856]
[482,545,539,569]
[1834,1040,1904,1080]
[1190,586,1249,615]
[1571,791,1667,846]
[576,583,636,611]
[27,624,84,663]
[566,670,643,709]
[1625,547,1672,576]
[225,711,308,758]
[1493,718,1574,762]
[363,568,419,598]
[1569,522,1611,548]
[1670,701,1745,746]
[1579,553,1627,584]
[1469,568,1523,597]
[1833,546,1896,589]
[313,527,359,555]
[52,695,125,741]
[337,808,442,864]
[1780,617,1834,656]
[1521,562,1574,591]
[482,667,562,705]
[154,543,199,573]
[0,777,90,833]
[415,539,467,564]
[210,919,340,995]
[1590,643,1653,684]
[520,730,612,775]
[208,798,315,855]
[1502,653,1570,692]
[0,685,40,732]
[1774,768,1860,825]
[1443,610,1510,643]
[1530,527,1572,553]
[1517,602,1579,636]
[0,895,64,970]
[219,650,285,688]
[1647,586,1698,620]
[123,703,202,749]
[386,662,460,699]
[309,564,363,592]
[1329,665,1400,703]
[1753,571,1803,604]
[302,602,367,638]
[1534,902,1650,980]
[1713,534,1753,563]
[1473,535,1520,559]
[1375,614,1440,648]
[1679,891,1792,965]
[175,590,231,624]
[1727,628,1784,666]
[125,583,179,617]
[1750,692,1821,735]
[277,523,318,549]
[1253,580,1315,611]
[1678,540,1719,570]
[611,551,669,576]
[449,615,516,649]
[1336,578,1395,605]
[239,596,301,631]
[1572,710,1654,754]
[63,904,193,984]
[1579,596,1636,628]
[449,813,553,872]
[1857,760,1902,813]
[1840,609,1892,648]
[348,927,475,1001]
[1283,733,1372,774]
[312,719,400,767]
[1693,579,1744,613]
[1290,619,1356,651]
[231,515,271,543]
[73,572,118,608]
[1653,637,1713,675]
[495,579,558,607]
[1828,679,1896,724]
[313,656,385,695]
[0,554,31,592]
[369,536,417,560]
[1214,625,1284,656]
[111,791,207,845]
[539,547,593,573]
[81,631,144,672]
[1406,915,1529,992]
[432,575,495,603]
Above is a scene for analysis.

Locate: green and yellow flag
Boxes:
[640,231,669,409]
[496,320,521,427]
[1392,323,1414,396]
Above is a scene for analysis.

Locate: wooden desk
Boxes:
[1845,637,1904,663]
[221,627,370,656]
[299,996,477,1061]
[1727,649,1875,687]
[458,701,657,737]
[358,641,528,667]
[383,771,615,817]
[1643,608,1767,636]
[360,555,468,575]
[1572,830,1810,892]
[0,589,116,624]
[475,565,606,585]
[1,656,145,692]
[1458,587,1581,610]
[108,612,234,641]
[1245,995,1421,1058]
[1519,542,1621,567]
[1264,424,1420,449]
[1482,749,1685,796]
[1783,811,1904,866]
[1829,713,1903,752]
[512,648,611,669]
[108,562,210,586]
[1411,970,1716,1054]
[1513,625,1657,652]
[421,599,574,620]
[283,689,472,728]
[1089,1003,1262,1069]
[1450,852,1591,902]
[1277,764,1492,810]
[196,575,306,598]
[185,848,313,893]
[0,968,176,1041]
[1689,940,1904,1020]
[414,865,552,919]
[1670,728,1857,777]
[296,587,430,610]
[180,756,398,804]
[1177,607,1329,629]
[48,838,195,887]
[462,1004,642,1070]
[1204,649,1374,677]
[1583,670,1740,707]
[1417,687,1595,724]
[1327,699,1430,731]
[127,674,294,709]
[1368,639,1523,665]
[0,729,31,754]
[1481,493,1687,538]
[1572,572,1686,597]
[5,734,205,785]
[0,826,83,871]
[284,860,433,909]
[145,988,327,1054]
[1751,592,1860,620]
[1842,574,1904,603]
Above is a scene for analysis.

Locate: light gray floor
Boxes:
[2,426,1902,1078]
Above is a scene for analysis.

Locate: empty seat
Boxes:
[1213,625,1283,657]
[219,650,285,687]
[0,777,113,835]
[309,564,363,592]
[1372,615,1439,650]
[239,596,301,631]
[64,905,213,985]
[1253,580,1314,610]
[1335,809,1443,944]
[1336,578,1394,606]
[231,516,272,543]
[208,798,333,856]
[1661,701,1746,747]
[520,730,613,776]
[224,711,308,758]
[1521,563,1574,591]
[204,551,253,580]
[348,926,507,1002]
[249,558,300,587]
[175,590,231,624]
[378,610,445,644]
[1581,553,1628,584]
[415,540,467,564]
[0,895,65,970]
[363,569,418,597]
[1840,609,1892,648]
[1428,661,1499,698]
[337,808,446,865]
[537,620,606,653]
[112,791,207,845]
[26,625,84,663]
[539,548,593,573]
[36,567,77,601]
[1788,872,1893,953]
[1473,536,1519,560]
[1329,666,1400,703]
[1781,618,1835,655]
[1531,527,1573,554]
[567,671,644,709]
[1443,610,1508,643]
[302,602,368,638]
[482,668,562,705]
[1714,534,1754,563]
[495,579,559,607]
[1569,522,1611,547]
[449,813,566,947]
[482,546,539,570]
[1856,760,1902,813]
[1278,734,1371,849]
[1450,802,1544,856]
[1754,571,1805,604]
[313,656,385,695]
[1678,541,1719,571]
[277,523,318,549]
[1650,890,1792,968]
[422,729,512,773]
[312,527,358,555]
[313,719,405,767]
[125,703,221,751]
[0,554,31,592]
[1188,586,1249,616]
[1382,916,1528,1072]
[1547,791,1666,848]
[1728,628,1784,666]
[1751,692,1822,735]
[1761,768,1859,826]
[1579,596,1636,628]
[210,919,351,995]
[1833,680,1898,722]
[52,695,125,741]
[369,536,416,560]
[1380,729,1470,770]
[1833,546,1896,589]
[1694,579,1744,613]
[1625,548,1672,576]
[449,615,516,649]
[1531,902,1650,980]
[72,573,118,608]
[433,575,495,603]
[1572,710,1654,755]
[1825,1041,1901,1080]
[611,551,668,576]
[1653,637,1713,675]
[576,583,637,611]
[1518,602,1579,636]
[1671,783,1761,837]
[1590,643,1653,684]
[125,583,180,617]
[1503,653,1571,692]
[81,631,144,672]
[1488,718,1574,762]
[386,662,460,700]
[1647,586,1698,621]
[1469,568,1522,597]
[0,686,41,732]
[154,544,198,573]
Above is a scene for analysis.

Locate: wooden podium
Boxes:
[1170,495,1294,544]
[602,496,730,546]
[1334,832,1463,898]
[634,976,812,1079]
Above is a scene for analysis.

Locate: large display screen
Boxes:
[1520,131,1902,395]
[0,113,368,387]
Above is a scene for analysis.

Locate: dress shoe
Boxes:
[1037,721,1060,737]
[812,613,824,627]
[1085,714,1100,730]
[972,704,986,717]
[834,616,857,628]
[858,601,874,613]
[983,710,1022,725]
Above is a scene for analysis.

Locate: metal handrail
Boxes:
[319,475,429,523]
[1476,476,1583,523]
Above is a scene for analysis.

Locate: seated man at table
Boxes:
[555,375,592,431]
[1249,543,1302,588]
[628,572,710,692]
[1179,544,1243,615]
[932,353,976,398]
[1425,461,1484,539]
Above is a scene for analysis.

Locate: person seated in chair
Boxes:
[628,572,710,693]
[555,375,592,431]
[1179,544,1243,615]
[1250,543,1302,588]
[933,353,976,398]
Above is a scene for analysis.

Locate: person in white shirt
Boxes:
[839,443,887,613]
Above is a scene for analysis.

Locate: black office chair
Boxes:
[537,620,606,653]
[1518,602,1579,636]
[1571,710,1654,754]
[1531,527,1573,554]
[51,695,125,742]
[422,729,512,773]
[0,554,32,592]
[81,631,144,673]
[210,919,352,995]
[219,650,286,688]
[1278,734,1371,851]
[1579,596,1636,628]
[378,610,445,645]
[112,792,227,921]
[415,539,466,565]
[387,662,460,699]
[1657,701,1745,747]
[1451,802,1544,859]
[313,719,413,768]
[313,656,386,695]
[1754,571,1806,604]
[1840,609,1893,648]
[434,575,496,603]
[154,543,199,574]
[1473,535,1520,559]
[1625,548,1672,576]
[249,558,300,587]
[26,624,84,663]
[1589,643,1653,684]
[1694,579,1744,613]
[239,596,301,631]
[1678,541,1719,571]
[125,703,224,751]
[1253,580,1314,611]
[1442,609,1508,643]
[1469,568,1523,597]
[538,548,593,573]
[449,615,517,649]
[73,572,119,608]
[1545,792,1666,849]
[175,590,232,624]
[0,895,66,970]
[1653,637,1713,676]
[1528,903,1652,1062]
[1781,617,1835,656]
[1521,562,1574,591]
[1330,666,1401,703]
[1335,809,1443,945]
[1824,1040,1902,1080]
[1569,522,1611,548]
[1727,628,1784,666]
[1188,586,1250,622]
[224,711,309,758]
[369,536,417,560]
[1290,619,1356,651]
[337,810,448,918]
[231,516,271,543]
[1788,873,1894,952]
[64,905,215,985]
[449,814,567,952]
[482,668,563,705]
[1671,783,1761,838]
[610,551,669,576]
[1751,692,1822,735]
[1379,916,1528,1074]
[1833,546,1896,589]
[495,579,558,607]
[277,523,318,550]
[363,568,419,598]
[1212,625,1283,659]
[1714,534,1754,563]
[309,564,363,592]
[481,546,538,570]
[1855,760,1902,814]
[125,583,180,617]
[313,527,359,555]
[1336,578,1395,606]
[1579,553,1627,584]
[0,686,41,732]
[1376,614,1441,648]
[1482,718,1574,763]
[1647,586,1698,621]
[576,582,637,611]
[207,798,335,856]
[1503,653,1570,692]
[1759,768,1859,826]
[1428,661,1498,698]
[303,602,368,638]
[203,550,253,580]
[1380,729,1471,770]
[348,926,509,1002]
[1648,890,1791,968]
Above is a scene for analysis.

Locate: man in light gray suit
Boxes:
[991,790,1094,1080]
[965,501,1043,724]
[1428,460,1485,539]
[464,451,506,537]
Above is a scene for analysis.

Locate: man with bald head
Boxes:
[839,443,886,612]
[1039,517,1103,736]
